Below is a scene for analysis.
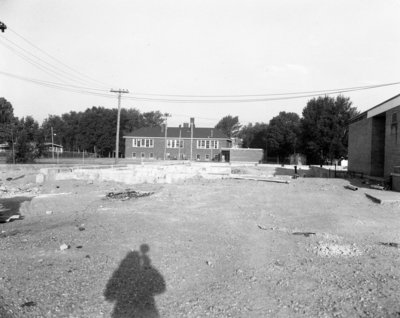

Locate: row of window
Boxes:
[132,152,154,159]
[131,138,220,149]
[132,138,154,148]
[167,139,184,148]
[131,152,219,161]
[132,152,219,160]
[196,140,219,149]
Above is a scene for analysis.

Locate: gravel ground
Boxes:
[0,169,400,317]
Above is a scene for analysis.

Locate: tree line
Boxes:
[215,95,358,164]
[0,97,164,162]
[0,94,358,164]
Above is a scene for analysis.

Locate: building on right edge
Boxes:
[348,93,400,189]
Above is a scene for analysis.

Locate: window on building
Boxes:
[132,138,154,148]
[149,152,154,159]
[167,139,184,148]
[132,152,136,158]
[197,140,219,149]
[141,152,145,158]
[205,154,210,160]
[196,154,201,160]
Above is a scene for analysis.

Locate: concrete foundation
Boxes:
[38,163,232,185]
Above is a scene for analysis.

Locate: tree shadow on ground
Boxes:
[104,244,166,318]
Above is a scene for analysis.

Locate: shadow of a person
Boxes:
[104,244,166,318]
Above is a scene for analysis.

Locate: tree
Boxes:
[61,111,83,151]
[5,116,41,163]
[239,122,269,149]
[0,97,14,125]
[121,108,143,133]
[0,98,15,144]
[215,115,241,138]
[266,112,300,160]
[141,111,164,127]
[41,115,66,146]
[300,95,359,164]
[39,106,166,158]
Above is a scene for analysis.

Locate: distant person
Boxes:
[104,244,166,318]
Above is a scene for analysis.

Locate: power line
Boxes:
[7,27,113,88]
[2,68,400,104]
[0,70,110,92]
[123,81,400,103]
[131,81,400,98]
[0,70,115,99]
[1,36,107,88]
[0,38,75,84]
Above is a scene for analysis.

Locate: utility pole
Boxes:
[190,123,193,161]
[210,129,213,161]
[178,128,181,160]
[10,126,15,164]
[163,113,171,160]
[110,89,129,164]
[51,126,54,160]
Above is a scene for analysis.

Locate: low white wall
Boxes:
[38,163,232,185]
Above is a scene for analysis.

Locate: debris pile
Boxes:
[106,190,154,200]
[379,242,399,248]
[0,214,24,223]
[0,184,40,198]
[314,242,361,257]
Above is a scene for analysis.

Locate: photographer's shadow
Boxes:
[104,244,166,318]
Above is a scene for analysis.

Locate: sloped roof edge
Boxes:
[123,126,230,139]
[350,93,400,124]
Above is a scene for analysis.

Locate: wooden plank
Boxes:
[231,175,289,184]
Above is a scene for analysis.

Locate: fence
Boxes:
[40,151,97,159]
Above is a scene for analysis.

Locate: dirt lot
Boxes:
[1,167,400,317]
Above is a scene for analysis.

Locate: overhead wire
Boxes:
[123,81,400,103]
[131,81,400,98]
[3,27,400,103]
[4,27,400,102]
[0,70,111,92]
[2,68,400,104]
[0,38,75,84]
[0,70,115,99]
[8,27,112,89]
[0,36,107,88]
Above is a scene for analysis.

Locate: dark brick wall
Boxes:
[370,116,386,177]
[348,117,372,175]
[384,106,400,177]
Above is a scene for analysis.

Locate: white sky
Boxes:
[1,0,399,127]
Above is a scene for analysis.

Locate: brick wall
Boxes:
[124,137,230,161]
[348,117,372,175]
[370,116,386,177]
[229,148,264,163]
[384,106,400,178]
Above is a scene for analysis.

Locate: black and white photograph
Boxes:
[1,1,400,317]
